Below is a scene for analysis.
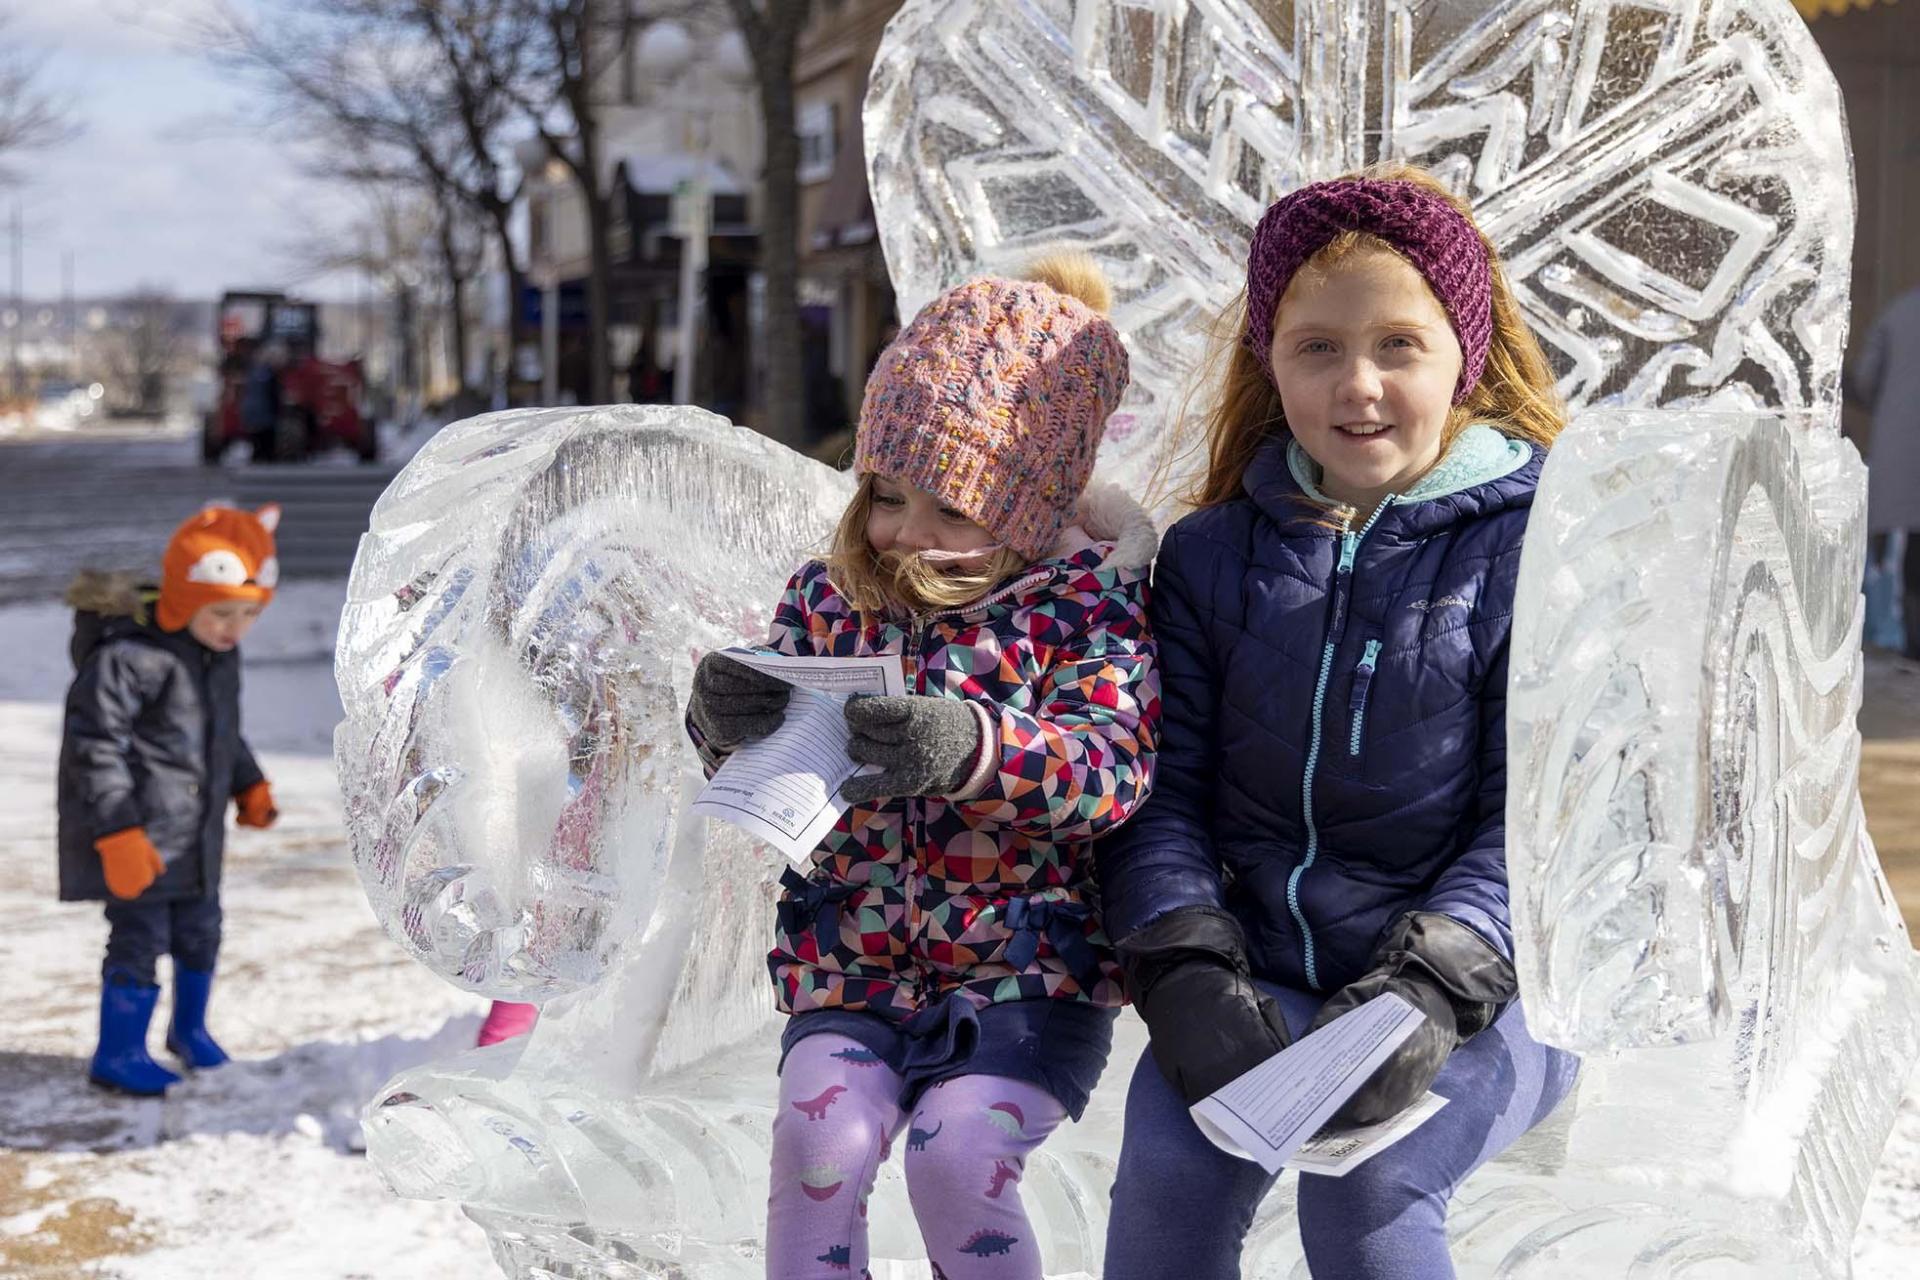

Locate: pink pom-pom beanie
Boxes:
[854,276,1130,561]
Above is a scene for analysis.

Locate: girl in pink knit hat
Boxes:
[685,254,1161,1280]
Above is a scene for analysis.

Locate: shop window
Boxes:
[798,100,838,185]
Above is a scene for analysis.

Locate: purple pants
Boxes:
[1104,986,1579,1279]
[768,1033,1066,1279]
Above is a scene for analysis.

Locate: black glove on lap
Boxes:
[1118,905,1292,1105]
[1308,911,1517,1127]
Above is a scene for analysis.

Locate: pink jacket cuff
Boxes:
[943,701,999,802]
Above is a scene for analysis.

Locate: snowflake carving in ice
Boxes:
[338,3,1916,1276]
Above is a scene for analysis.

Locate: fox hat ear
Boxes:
[255,503,282,533]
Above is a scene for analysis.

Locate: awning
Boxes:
[1794,0,1899,18]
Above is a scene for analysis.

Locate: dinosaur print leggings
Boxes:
[767,1033,1066,1279]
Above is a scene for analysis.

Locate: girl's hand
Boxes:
[1117,905,1292,1105]
[688,652,791,748]
[1310,912,1516,1126]
[839,694,982,805]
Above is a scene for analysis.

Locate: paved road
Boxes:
[0,429,399,605]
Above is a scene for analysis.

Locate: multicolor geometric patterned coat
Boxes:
[705,485,1161,1025]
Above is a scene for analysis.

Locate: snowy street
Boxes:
[0,419,406,605]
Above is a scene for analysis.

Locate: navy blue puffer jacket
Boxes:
[1097,425,1541,993]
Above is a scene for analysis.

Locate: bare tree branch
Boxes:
[0,15,81,181]
[200,0,531,392]
[484,0,708,404]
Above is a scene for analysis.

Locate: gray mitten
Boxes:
[839,694,983,805]
[687,652,790,749]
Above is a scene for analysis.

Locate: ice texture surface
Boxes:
[336,407,850,1003]
[339,2,1918,1276]
[866,0,1856,500]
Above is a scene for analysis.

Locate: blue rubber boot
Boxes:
[165,966,230,1070]
[89,971,183,1096]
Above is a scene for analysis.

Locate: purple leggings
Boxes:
[768,1033,1066,1279]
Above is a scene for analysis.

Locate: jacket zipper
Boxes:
[904,612,925,1000]
[195,648,216,897]
[1288,498,1394,990]
[1349,638,1383,757]
[925,568,1055,624]
[898,567,1051,1004]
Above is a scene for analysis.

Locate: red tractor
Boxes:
[203,291,378,464]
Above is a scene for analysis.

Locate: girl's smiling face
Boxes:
[865,475,999,562]
[1268,247,1463,516]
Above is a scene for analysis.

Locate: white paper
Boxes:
[690,649,906,864]
[1287,1091,1448,1177]
[1189,993,1427,1175]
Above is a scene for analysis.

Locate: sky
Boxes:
[6,0,364,303]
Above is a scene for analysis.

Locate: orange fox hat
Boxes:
[155,504,282,632]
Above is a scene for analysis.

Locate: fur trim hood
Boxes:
[1055,481,1160,575]
[65,570,151,621]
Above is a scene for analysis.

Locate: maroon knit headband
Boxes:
[1242,178,1494,404]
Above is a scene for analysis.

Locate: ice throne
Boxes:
[334,2,1919,1275]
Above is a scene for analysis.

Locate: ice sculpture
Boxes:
[338,2,1919,1276]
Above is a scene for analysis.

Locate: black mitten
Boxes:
[1118,906,1291,1105]
[1309,912,1516,1126]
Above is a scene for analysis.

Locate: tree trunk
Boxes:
[396,284,419,405]
[438,213,471,397]
[582,176,613,404]
[748,4,809,447]
[446,275,469,397]
[488,205,524,394]
[573,0,612,405]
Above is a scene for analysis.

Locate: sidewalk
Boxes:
[1861,651,1920,935]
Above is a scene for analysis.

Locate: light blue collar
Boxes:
[1286,423,1532,507]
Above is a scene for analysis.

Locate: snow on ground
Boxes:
[0,577,1916,1277]
[0,581,494,1278]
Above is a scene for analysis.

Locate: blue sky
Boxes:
[8,0,361,302]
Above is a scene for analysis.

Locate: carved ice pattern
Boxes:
[338,3,1917,1276]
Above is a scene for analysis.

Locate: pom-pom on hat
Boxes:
[156,504,281,632]
[855,253,1130,561]
[1243,177,1494,404]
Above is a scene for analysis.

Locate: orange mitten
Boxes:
[235,780,278,829]
[96,828,167,900]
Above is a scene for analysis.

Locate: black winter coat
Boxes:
[56,574,264,902]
